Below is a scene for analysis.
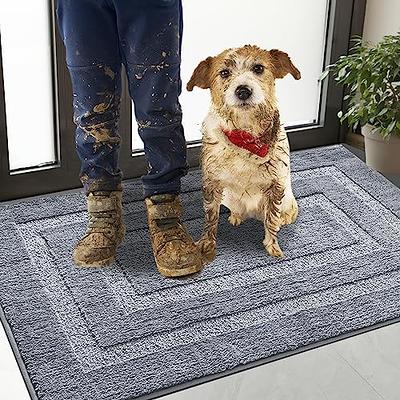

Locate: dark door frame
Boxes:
[0,0,366,201]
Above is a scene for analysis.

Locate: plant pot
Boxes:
[361,124,400,175]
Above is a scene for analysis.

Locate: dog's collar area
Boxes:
[221,128,269,157]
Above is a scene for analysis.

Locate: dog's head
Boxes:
[187,45,300,119]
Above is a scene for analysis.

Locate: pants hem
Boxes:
[142,182,181,198]
[83,178,123,195]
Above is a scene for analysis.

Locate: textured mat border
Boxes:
[2,304,400,400]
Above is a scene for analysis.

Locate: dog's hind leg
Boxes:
[280,179,299,226]
[228,213,243,226]
[281,197,298,225]
[262,180,285,258]
[222,191,245,226]
[197,178,223,264]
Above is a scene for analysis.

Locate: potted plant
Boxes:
[322,33,400,174]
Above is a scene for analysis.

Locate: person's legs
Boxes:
[56,0,125,266]
[112,0,202,277]
[56,0,123,193]
[113,0,188,198]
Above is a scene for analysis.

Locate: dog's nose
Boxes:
[235,85,252,101]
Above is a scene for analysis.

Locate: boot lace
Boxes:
[88,211,117,234]
[153,218,192,248]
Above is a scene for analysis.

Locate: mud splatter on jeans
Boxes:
[56,0,188,197]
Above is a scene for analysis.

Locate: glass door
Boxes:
[0,1,57,171]
[132,0,331,151]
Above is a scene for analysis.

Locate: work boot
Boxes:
[145,194,203,277]
[74,191,125,267]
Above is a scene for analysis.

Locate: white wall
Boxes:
[363,0,400,43]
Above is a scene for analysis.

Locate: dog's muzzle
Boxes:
[235,85,252,101]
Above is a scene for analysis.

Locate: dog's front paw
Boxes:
[228,213,243,226]
[263,239,284,258]
[196,238,217,264]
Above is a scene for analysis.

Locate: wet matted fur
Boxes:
[187,45,301,262]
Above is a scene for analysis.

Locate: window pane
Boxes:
[131,0,329,150]
[0,1,56,170]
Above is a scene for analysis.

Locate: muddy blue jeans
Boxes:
[56,0,188,197]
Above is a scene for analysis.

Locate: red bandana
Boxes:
[222,128,269,157]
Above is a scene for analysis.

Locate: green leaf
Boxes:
[338,67,348,79]
[388,120,396,132]
[377,108,388,117]
[319,69,330,81]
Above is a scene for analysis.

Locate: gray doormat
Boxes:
[1,145,400,400]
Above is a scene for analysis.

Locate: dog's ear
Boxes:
[187,57,213,91]
[269,49,301,80]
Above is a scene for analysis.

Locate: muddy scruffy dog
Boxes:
[187,45,301,263]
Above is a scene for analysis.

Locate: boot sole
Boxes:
[74,254,116,268]
[157,263,202,278]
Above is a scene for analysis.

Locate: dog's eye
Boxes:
[252,64,265,75]
[219,69,231,79]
